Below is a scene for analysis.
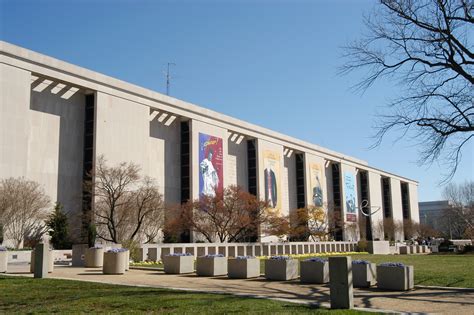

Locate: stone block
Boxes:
[300,260,329,284]
[377,264,414,291]
[33,244,49,278]
[72,244,88,267]
[329,256,353,309]
[367,241,390,255]
[228,257,260,279]
[352,262,376,288]
[264,259,298,281]
[30,248,53,273]
[196,256,227,276]
[163,255,194,274]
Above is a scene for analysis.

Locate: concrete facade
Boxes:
[0,41,419,244]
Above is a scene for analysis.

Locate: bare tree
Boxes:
[442,180,474,238]
[375,217,404,242]
[341,0,473,180]
[0,177,50,248]
[90,156,165,244]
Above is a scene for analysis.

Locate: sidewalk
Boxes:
[6,264,474,314]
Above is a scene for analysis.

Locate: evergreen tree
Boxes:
[46,203,71,249]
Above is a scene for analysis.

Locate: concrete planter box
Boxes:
[367,241,390,255]
[265,259,298,281]
[377,264,414,291]
[30,249,54,273]
[352,262,376,288]
[228,257,260,279]
[0,251,7,273]
[196,256,227,276]
[84,248,104,268]
[300,260,329,284]
[103,251,126,275]
[163,255,194,274]
[399,246,412,255]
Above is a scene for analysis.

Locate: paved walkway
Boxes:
[6,264,474,314]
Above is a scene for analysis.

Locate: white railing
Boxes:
[139,241,358,262]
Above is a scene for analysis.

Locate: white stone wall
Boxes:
[390,177,405,241]
[0,64,31,179]
[283,153,297,216]
[409,183,420,224]
[227,134,248,190]
[368,171,384,240]
[1,64,84,215]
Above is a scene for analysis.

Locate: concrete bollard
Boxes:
[329,256,353,309]
[72,244,88,267]
[34,244,49,278]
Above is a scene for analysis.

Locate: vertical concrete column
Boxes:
[329,256,353,309]
[34,244,49,278]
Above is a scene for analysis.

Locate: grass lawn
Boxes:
[132,253,474,288]
[0,276,371,314]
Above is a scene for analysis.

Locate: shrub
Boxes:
[357,239,368,252]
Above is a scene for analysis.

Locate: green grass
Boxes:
[349,254,474,288]
[133,253,474,288]
[0,276,370,314]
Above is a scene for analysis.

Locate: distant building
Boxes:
[419,200,460,238]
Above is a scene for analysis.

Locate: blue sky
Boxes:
[1,0,472,201]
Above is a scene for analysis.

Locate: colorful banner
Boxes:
[199,133,223,197]
[263,150,281,211]
[309,163,323,208]
[344,171,357,222]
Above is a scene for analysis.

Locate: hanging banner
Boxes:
[310,163,323,208]
[263,150,281,211]
[344,171,357,222]
[199,133,223,197]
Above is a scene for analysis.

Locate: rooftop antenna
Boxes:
[165,62,176,96]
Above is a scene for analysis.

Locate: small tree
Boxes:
[0,177,50,248]
[46,203,72,249]
[289,206,331,241]
[169,185,276,243]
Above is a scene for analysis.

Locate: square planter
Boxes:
[0,250,7,273]
[196,256,227,276]
[30,249,54,273]
[367,241,390,255]
[300,259,329,284]
[352,261,376,288]
[265,258,298,281]
[399,246,411,255]
[228,257,260,279]
[163,255,194,274]
[103,250,127,275]
[377,264,414,291]
[84,247,104,268]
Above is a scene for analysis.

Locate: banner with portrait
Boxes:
[344,171,357,222]
[262,150,281,211]
[199,133,223,197]
[309,163,323,208]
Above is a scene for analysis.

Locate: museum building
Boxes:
[0,41,420,242]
